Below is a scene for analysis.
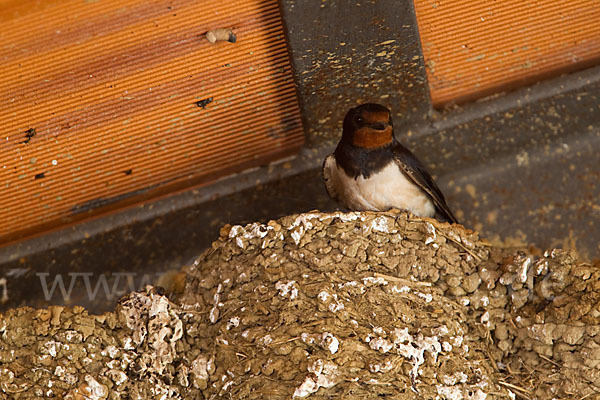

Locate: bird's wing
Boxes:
[322,153,341,203]
[393,143,458,223]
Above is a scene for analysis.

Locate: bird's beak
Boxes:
[371,123,387,131]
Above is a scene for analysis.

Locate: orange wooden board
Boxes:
[414,0,600,106]
[0,0,304,244]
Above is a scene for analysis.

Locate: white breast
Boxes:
[323,155,435,217]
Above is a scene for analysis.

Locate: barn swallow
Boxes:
[322,103,458,223]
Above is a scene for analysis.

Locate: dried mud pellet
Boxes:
[262,362,275,376]
[50,305,65,326]
[587,325,600,337]
[490,284,507,298]
[560,352,583,369]
[446,275,462,288]
[274,342,293,356]
[494,324,509,341]
[511,280,524,291]
[470,290,490,309]
[529,323,557,345]
[290,347,308,364]
[582,354,600,369]
[510,288,529,309]
[571,302,594,321]
[479,267,500,289]
[448,286,466,297]
[552,324,568,341]
[532,343,553,358]
[552,305,571,323]
[205,28,236,44]
[279,367,297,381]
[517,351,539,368]
[499,271,514,286]
[497,339,512,352]
[563,325,586,345]
[462,273,481,293]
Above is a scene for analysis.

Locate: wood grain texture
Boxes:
[0,0,304,244]
[414,0,600,106]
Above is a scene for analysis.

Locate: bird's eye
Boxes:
[355,116,364,124]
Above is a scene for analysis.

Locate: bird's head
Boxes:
[342,103,394,149]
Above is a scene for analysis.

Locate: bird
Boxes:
[322,103,458,223]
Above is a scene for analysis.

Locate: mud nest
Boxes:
[1,210,599,399]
